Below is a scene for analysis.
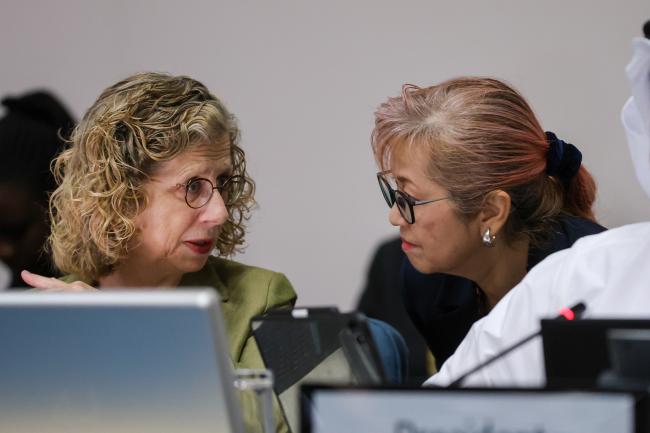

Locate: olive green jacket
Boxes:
[64,256,297,432]
[181,256,297,433]
[179,256,296,369]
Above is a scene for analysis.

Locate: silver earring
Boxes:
[482,228,496,247]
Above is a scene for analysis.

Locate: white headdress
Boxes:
[622,37,650,199]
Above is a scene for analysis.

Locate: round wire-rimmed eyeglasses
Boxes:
[176,175,245,209]
[376,170,449,224]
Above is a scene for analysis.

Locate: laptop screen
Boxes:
[0,290,244,433]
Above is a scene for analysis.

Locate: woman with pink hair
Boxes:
[371,77,604,371]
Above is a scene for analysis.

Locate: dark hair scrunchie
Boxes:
[545,131,582,181]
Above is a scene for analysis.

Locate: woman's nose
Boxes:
[388,204,405,227]
[200,191,229,226]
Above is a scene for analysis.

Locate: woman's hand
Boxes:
[21,270,97,292]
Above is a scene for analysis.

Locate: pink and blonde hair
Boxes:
[372,77,597,246]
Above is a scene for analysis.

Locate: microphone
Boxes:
[448,302,586,388]
[644,20,650,39]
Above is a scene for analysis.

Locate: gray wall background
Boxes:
[2,0,649,309]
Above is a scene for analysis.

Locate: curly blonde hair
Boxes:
[49,72,255,282]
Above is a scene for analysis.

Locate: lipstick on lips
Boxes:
[401,239,415,252]
[184,239,214,254]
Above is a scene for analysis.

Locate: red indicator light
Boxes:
[559,307,575,321]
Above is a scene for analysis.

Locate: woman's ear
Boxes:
[479,190,511,236]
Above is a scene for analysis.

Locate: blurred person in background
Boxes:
[0,91,74,288]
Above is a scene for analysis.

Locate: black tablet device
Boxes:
[251,308,386,432]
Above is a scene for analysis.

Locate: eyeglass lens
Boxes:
[185,176,243,209]
[394,192,413,223]
[185,179,212,208]
[377,175,413,223]
[378,175,394,207]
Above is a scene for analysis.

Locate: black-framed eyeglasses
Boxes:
[176,175,244,209]
[376,170,449,224]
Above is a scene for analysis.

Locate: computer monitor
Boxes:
[542,318,650,388]
[0,290,244,433]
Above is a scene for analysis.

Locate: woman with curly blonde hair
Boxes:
[21,72,296,431]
